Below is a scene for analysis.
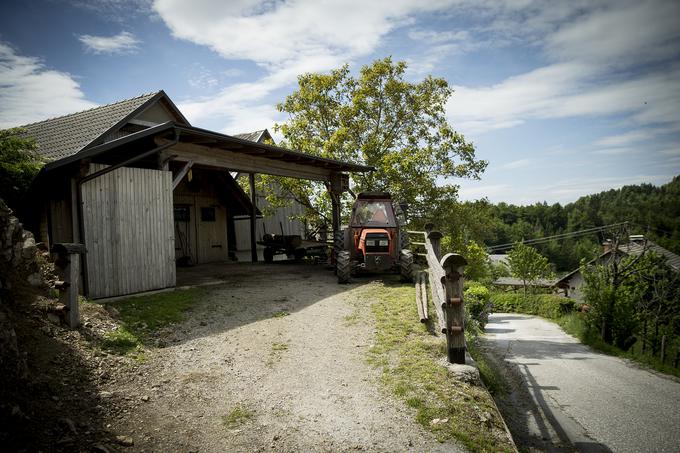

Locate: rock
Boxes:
[141,395,150,402]
[59,417,78,435]
[104,306,120,318]
[99,391,114,399]
[27,272,42,286]
[114,435,134,447]
[47,313,61,325]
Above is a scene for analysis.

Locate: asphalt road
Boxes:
[483,313,680,453]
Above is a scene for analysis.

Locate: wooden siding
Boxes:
[173,193,229,264]
[234,194,304,250]
[82,164,175,299]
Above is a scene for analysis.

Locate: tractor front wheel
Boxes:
[399,249,414,283]
[337,250,351,284]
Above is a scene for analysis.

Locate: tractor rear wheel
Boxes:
[337,250,351,284]
[399,249,414,283]
[263,247,274,263]
[400,230,410,250]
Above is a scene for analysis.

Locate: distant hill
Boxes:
[462,176,680,272]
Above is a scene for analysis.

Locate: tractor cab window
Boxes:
[352,201,393,226]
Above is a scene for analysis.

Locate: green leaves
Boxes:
[507,242,552,297]
[270,57,485,228]
[0,127,42,211]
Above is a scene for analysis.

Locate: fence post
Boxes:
[661,335,667,365]
[441,253,468,364]
[428,231,442,261]
[52,243,87,328]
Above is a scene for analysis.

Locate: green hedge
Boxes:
[464,282,492,330]
[490,292,575,319]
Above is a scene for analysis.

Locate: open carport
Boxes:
[24,90,372,299]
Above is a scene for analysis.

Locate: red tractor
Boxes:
[335,192,413,283]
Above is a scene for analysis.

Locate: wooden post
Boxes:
[441,253,468,364]
[52,243,87,328]
[661,335,666,364]
[249,173,258,263]
[428,231,442,260]
[415,271,427,323]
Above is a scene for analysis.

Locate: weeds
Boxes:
[266,342,290,367]
[221,407,254,428]
[363,281,514,452]
[272,311,290,318]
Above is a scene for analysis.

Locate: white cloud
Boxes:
[0,43,96,128]
[501,158,531,169]
[154,0,455,123]
[446,0,680,135]
[595,130,652,147]
[79,31,141,54]
[592,147,639,156]
[408,29,469,43]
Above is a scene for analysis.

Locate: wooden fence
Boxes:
[409,229,468,364]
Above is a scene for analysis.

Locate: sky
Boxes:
[1,0,679,205]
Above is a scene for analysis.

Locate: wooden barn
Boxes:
[21,91,370,299]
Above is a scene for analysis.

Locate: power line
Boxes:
[487,221,629,252]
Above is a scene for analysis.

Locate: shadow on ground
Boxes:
[1,302,115,451]
[480,314,612,453]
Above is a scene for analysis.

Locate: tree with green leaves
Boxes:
[507,242,552,298]
[262,57,486,228]
[0,128,42,211]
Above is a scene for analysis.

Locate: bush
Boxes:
[490,292,574,319]
[464,282,492,329]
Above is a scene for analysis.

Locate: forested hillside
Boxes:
[449,176,680,273]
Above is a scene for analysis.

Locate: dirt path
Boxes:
[106,264,461,452]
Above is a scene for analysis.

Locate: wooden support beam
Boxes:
[172,160,194,189]
[156,140,332,181]
[249,173,258,263]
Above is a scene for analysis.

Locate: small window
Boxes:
[201,207,216,222]
[174,206,190,222]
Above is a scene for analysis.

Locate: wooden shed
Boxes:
[21,91,370,299]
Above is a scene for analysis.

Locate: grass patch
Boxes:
[363,282,514,452]
[271,342,289,352]
[266,342,290,367]
[467,341,509,397]
[221,406,254,428]
[99,287,206,356]
[272,311,290,318]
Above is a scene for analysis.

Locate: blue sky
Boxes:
[1,0,679,205]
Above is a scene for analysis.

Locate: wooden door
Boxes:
[196,199,228,263]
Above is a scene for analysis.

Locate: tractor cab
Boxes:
[336,192,413,283]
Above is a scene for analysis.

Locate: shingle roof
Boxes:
[619,241,680,270]
[493,277,557,287]
[556,238,680,286]
[19,92,160,161]
[233,129,270,143]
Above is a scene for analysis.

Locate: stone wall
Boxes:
[0,198,46,386]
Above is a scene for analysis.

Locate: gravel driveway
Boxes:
[106,263,462,452]
[482,313,680,453]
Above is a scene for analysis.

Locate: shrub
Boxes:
[464,282,492,329]
[490,292,574,319]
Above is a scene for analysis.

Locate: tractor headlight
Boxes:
[379,240,389,246]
